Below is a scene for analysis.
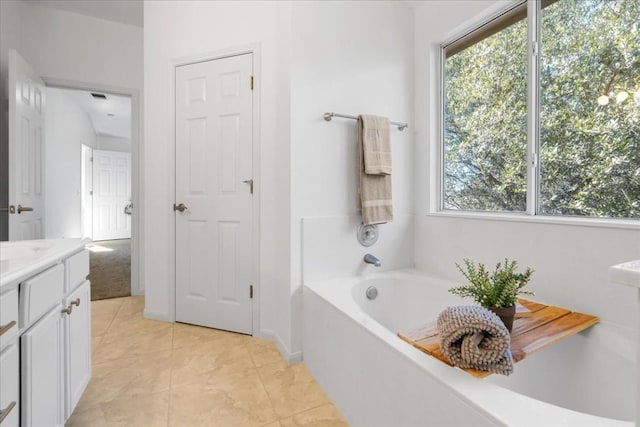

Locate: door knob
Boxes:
[17,205,33,214]
[0,206,15,214]
[243,179,254,194]
[173,203,188,212]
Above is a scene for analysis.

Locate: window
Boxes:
[442,0,640,219]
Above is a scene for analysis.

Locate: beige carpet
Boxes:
[88,239,131,301]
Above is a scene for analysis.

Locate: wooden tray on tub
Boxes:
[397,299,599,378]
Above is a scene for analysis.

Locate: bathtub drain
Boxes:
[366,286,378,300]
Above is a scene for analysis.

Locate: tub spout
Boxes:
[364,253,381,267]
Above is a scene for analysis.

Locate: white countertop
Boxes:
[0,238,90,290]
[609,259,640,289]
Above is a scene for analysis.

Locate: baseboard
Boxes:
[139,313,303,363]
[259,328,303,365]
[144,309,171,322]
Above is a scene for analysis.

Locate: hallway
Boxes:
[87,239,131,300]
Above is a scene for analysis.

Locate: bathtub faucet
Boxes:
[364,253,381,267]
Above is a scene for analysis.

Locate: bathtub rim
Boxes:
[303,268,634,427]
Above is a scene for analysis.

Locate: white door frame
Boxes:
[80,144,93,239]
[43,77,144,297]
[168,44,261,334]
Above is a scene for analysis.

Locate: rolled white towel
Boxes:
[437,306,513,376]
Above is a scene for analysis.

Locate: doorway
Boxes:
[174,53,255,335]
[47,86,133,300]
[81,146,133,301]
[5,49,143,298]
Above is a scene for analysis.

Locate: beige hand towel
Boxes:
[359,115,392,175]
[358,115,393,225]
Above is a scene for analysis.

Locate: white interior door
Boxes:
[80,145,93,239]
[92,150,131,241]
[8,50,45,240]
[175,53,254,335]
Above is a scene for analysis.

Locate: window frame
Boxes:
[437,0,640,227]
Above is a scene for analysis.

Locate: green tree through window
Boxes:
[443,0,640,218]
[540,0,640,217]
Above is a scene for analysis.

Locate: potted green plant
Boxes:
[448,258,534,332]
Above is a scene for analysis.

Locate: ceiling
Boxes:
[55,87,132,140]
[24,0,143,27]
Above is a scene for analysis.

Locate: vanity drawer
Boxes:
[0,289,19,349]
[0,343,19,427]
[20,264,65,327]
[65,249,89,293]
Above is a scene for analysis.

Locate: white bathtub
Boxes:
[303,269,637,426]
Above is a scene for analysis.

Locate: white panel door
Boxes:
[80,145,93,239]
[8,50,45,240]
[175,53,254,335]
[92,150,131,241]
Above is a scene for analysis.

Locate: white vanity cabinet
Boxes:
[0,343,19,427]
[63,280,91,418]
[0,238,91,427]
[0,285,20,427]
[21,304,64,427]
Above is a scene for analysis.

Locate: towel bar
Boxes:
[323,112,408,131]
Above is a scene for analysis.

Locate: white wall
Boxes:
[289,1,415,353]
[96,135,131,153]
[417,217,639,329]
[143,0,638,365]
[143,0,292,353]
[143,0,414,359]
[44,87,97,238]
[18,2,142,92]
[413,0,640,337]
[1,1,143,292]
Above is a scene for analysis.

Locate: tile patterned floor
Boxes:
[67,296,348,427]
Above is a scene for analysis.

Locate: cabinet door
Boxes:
[21,305,63,427]
[63,280,91,419]
[0,344,20,427]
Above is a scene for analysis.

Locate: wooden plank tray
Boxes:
[397,299,599,378]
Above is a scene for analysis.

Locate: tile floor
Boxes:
[66,296,348,427]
